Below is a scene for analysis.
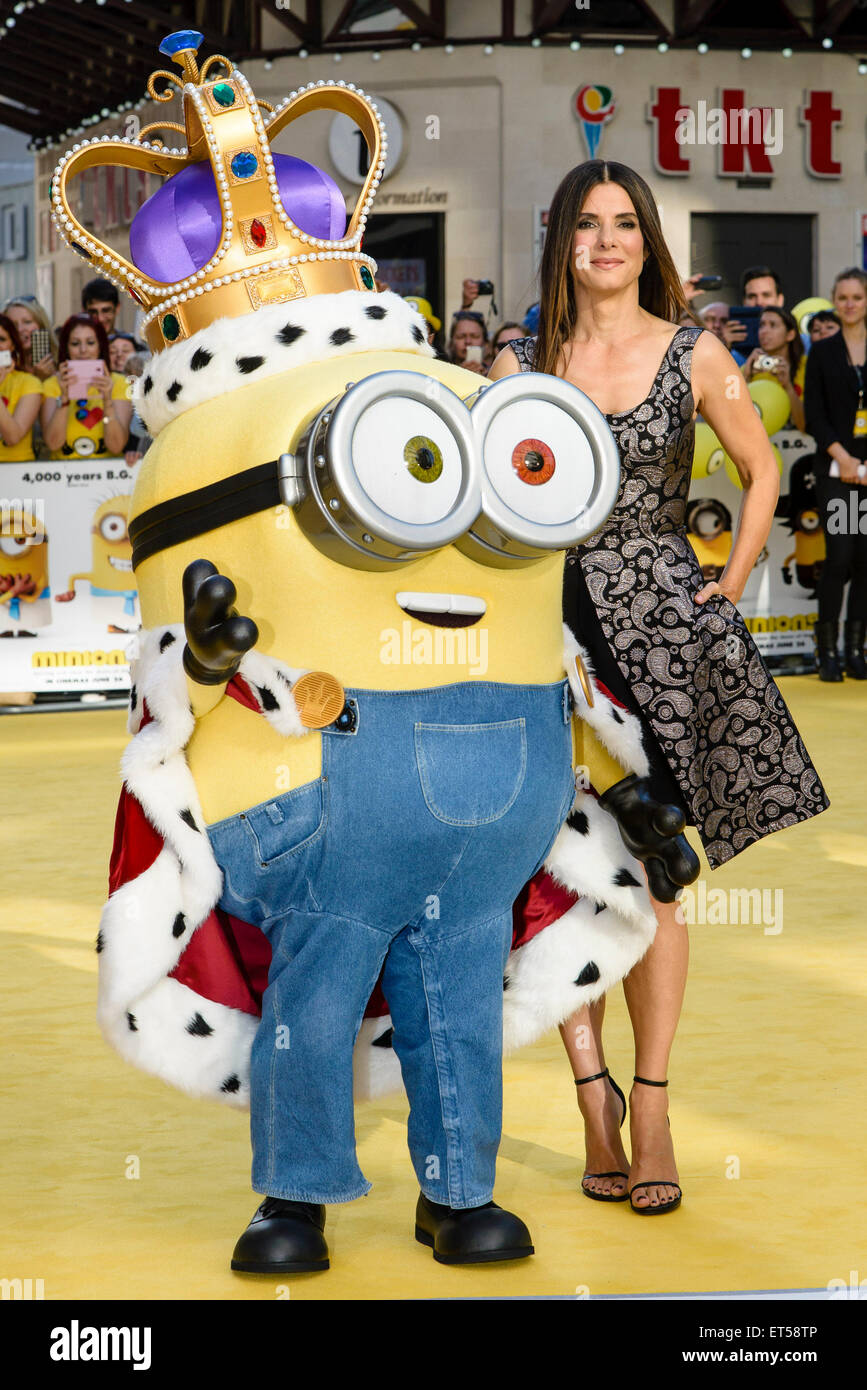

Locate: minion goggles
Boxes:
[129,371,619,571]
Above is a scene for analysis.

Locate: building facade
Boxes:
[33,38,867,336]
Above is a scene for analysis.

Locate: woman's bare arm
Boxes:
[691,329,780,604]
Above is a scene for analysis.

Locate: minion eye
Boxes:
[462,374,620,565]
[405,436,443,483]
[0,535,34,557]
[294,370,481,569]
[99,513,128,543]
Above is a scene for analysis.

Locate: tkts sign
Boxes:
[647,88,842,178]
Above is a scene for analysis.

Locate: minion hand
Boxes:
[598,773,700,903]
[182,559,259,687]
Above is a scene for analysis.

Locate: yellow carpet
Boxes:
[1,678,864,1300]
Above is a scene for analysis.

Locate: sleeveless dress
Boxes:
[509,327,830,870]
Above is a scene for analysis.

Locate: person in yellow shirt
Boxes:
[2,296,58,382]
[0,315,42,463]
[41,314,131,460]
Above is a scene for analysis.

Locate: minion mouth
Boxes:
[109,556,133,571]
[395,591,487,629]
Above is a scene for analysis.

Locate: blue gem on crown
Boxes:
[159,30,204,59]
[231,151,258,179]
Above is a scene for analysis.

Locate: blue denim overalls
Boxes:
[206,678,575,1208]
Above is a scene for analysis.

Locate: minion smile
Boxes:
[109,556,133,571]
[395,591,487,629]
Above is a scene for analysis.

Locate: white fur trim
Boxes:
[563,621,651,779]
[136,290,435,437]
[99,626,657,1109]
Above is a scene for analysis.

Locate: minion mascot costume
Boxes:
[52,32,699,1273]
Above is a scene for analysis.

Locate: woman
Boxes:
[486,320,525,366]
[0,315,43,463]
[447,310,488,375]
[3,297,57,382]
[804,267,867,681]
[108,331,146,375]
[808,309,840,344]
[490,159,829,1214]
[41,314,131,461]
[741,306,806,432]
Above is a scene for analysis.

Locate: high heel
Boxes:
[575,1067,629,1203]
[627,1075,682,1214]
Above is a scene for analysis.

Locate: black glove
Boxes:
[182,559,259,686]
[598,773,700,904]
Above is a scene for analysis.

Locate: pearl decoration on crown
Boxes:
[50,35,388,339]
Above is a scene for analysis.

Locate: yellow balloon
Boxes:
[749,378,790,436]
[725,442,784,490]
[692,421,729,479]
[790,296,833,334]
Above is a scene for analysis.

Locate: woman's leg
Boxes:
[559,996,629,1197]
[621,878,689,1208]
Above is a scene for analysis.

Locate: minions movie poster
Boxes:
[0,461,138,694]
[686,425,823,673]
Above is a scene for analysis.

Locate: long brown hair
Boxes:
[758,306,804,378]
[534,160,687,377]
[0,313,26,370]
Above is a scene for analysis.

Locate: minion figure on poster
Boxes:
[54,493,138,631]
[52,33,699,1274]
[0,504,50,636]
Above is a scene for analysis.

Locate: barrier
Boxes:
[0,460,138,695]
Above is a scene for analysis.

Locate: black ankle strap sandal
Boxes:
[628,1076,682,1214]
[575,1068,629,1203]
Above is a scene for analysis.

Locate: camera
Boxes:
[756,354,779,372]
[475,280,495,297]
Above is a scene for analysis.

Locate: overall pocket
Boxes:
[207,778,327,918]
[414,719,527,826]
[241,779,327,866]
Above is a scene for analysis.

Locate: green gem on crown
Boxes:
[359,265,375,290]
[162,313,181,341]
[212,83,235,108]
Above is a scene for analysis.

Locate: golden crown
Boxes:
[50,31,386,355]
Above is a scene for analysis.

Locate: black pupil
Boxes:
[416,447,435,470]
[524,450,544,471]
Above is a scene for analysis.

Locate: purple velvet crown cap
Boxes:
[129,154,348,283]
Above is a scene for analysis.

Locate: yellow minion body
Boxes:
[133,352,581,822]
[0,509,48,600]
[66,495,134,593]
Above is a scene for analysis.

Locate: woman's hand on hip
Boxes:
[695,579,742,606]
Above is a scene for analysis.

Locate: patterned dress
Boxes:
[509,327,830,870]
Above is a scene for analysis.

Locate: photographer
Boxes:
[447,309,489,374]
[41,314,131,460]
[0,314,42,462]
[741,306,806,432]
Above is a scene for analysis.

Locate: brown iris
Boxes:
[512,437,555,485]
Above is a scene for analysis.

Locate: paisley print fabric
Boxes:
[510,328,830,869]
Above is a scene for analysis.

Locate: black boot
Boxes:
[814,620,843,682]
[844,620,867,679]
[231,1198,329,1273]
[414,1192,534,1265]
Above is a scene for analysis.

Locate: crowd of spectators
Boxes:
[4,258,864,682]
[0,277,148,467]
